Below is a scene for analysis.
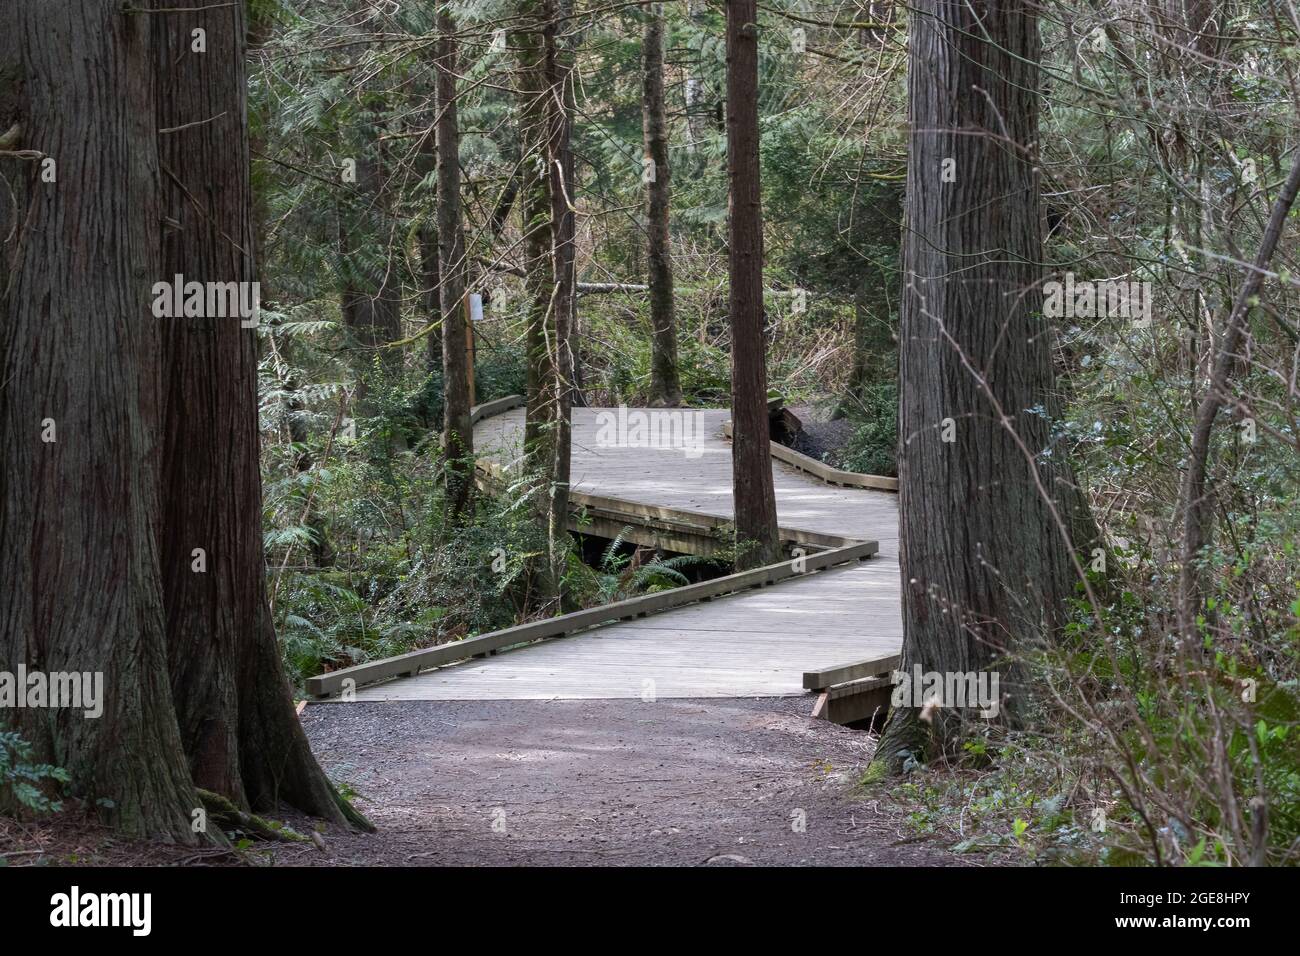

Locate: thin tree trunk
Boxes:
[417,122,443,372]
[684,1,711,158]
[0,0,201,843]
[339,117,402,406]
[513,0,576,608]
[838,283,873,418]
[278,360,335,568]
[544,0,577,598]
[436,11,474,517]
[725,0,780,569]
[516,6,554,464]
[1178,152,1300,636]
[643,2,682,407]
[870,0,1076,775]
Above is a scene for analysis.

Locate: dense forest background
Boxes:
[250,0,1300,865]
[254,0,906,681]
[2,0,1298,866]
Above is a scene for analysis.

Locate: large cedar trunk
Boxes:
[724,0,779,569]
[871,0,1075,773]
[643,3,682,407]
[152,0,366,826]
[436,13,474,516]
[0,0,200,842]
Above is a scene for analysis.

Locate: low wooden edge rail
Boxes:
[803,653,901,691]
[722,420,898,492]
[470,394,525,425]
[306,538,878,698]
[474,458,853,554]
[806,652,899,725]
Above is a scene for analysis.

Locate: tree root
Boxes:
[196,789,309,843]
[331,786,376,833]
[863,707,934,782]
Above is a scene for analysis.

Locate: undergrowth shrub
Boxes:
[835,382,898,477]
[0,730,69,818]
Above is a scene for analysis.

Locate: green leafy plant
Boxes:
[0,730,69,816]
[835,382,898,477]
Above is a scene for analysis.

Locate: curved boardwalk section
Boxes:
[475,408,899,554]
[352,408,900,702]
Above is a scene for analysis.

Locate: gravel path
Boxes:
[267,696,984,866]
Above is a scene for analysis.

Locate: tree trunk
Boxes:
[684,1,712,159]
[152,0,367,827]
[516,7,554,465]
[417,123,442,373]
[546,0,577,598]
[436,12,474,518]
[544,0,577,599]
[514,0,575,610]
[870,0,1076,775]
[725,0,780,569]
[338,116,402,406]
[643,3,682,407]
[1178,152,1300,637]
[0,0,201,843]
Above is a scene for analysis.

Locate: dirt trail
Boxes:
[270,697,981,866]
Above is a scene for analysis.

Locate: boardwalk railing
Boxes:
[722,420,898,491]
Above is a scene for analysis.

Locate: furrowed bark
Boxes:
[153,0,369,829]
[725,0,780,569]
[0,0,201,843]
[869,0,1077,775]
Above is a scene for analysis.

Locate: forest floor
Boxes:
[2,698,1007,866]
[787,402,855,464]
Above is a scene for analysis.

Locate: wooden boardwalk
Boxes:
[352,408,900,702]
[474,408,899,554]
